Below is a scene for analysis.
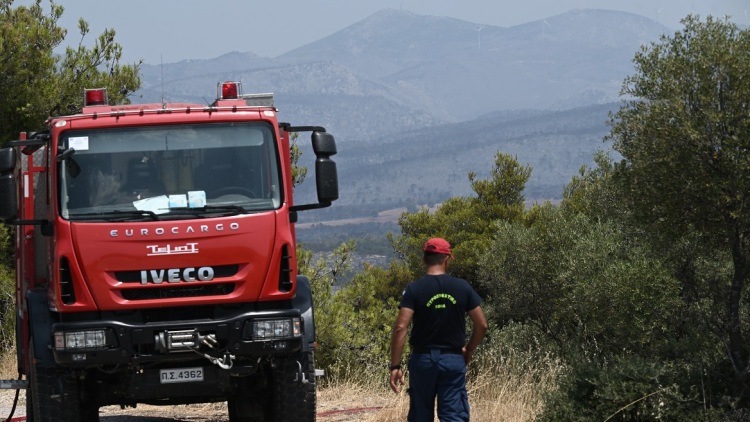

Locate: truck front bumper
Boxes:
[50,308,306,367]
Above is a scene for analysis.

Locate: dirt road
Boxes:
[0,389,389,421]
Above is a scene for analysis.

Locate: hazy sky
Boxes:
[36,0,748,65]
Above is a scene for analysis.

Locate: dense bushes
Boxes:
[300,240,413,379]
[479,205,684,359]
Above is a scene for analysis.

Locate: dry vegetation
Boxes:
[320,349,564,422]
[0,347,562,421]
[0,351,16,379]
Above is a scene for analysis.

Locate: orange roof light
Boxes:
[84,88,108,107]
[219,81,241,100]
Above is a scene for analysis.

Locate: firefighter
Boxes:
[389,238,488,422]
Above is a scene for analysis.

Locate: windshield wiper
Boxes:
[167,204,249,216]
[68,210,160,221]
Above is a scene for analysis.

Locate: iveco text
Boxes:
[140,267,215,284]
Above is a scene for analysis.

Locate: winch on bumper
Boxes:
[50,309,306,367]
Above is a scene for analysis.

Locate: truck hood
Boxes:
[69,214,277,310]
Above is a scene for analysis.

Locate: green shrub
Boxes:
[540,354,736,422]
[313,260,413,382]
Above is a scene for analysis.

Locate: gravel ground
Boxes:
[0,388,388,421]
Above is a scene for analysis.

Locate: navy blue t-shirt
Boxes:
[399,274,482,350]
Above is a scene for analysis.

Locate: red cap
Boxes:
[424,238,451,255]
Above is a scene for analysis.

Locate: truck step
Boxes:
[0,379,28,389]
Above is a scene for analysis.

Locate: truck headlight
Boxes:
[53,329,111,351]
[245,318,301,340]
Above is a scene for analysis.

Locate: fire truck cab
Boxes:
[0,82,338,421]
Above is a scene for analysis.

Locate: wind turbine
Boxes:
[542,19,550,39]
[655,7,664,22]
[474,26,483,50]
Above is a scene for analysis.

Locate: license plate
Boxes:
[159,367,204,384]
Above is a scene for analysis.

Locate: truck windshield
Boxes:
[58,122,281,220]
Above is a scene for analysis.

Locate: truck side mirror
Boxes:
[0,147,18,221]
[311,132,338,204]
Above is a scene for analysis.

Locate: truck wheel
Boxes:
[27,341,98,422]
[227,396,267,422]
[80,398,101,421]
[271,351,317,422]
[25,389,33,421]
[227,351,316,422]
[227,373,270,422]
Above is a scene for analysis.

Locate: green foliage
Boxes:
[298,241,355,315]
[475,201,743,420]
[0,225,10,348]
[0,262,13,350]
[541,355,718,422]
[393,152,530,284]
[608,15,750,405]
[0,0,141,350]
[52,18,140,115]
[296,17,750,417]
[0,0,141,140]
[290,132,308,188]
[302,152,532,384]
[561,150,622,223]
[610,15,750,243]
[533,15,750,418]
[299,240,414,380]
[0,224,11,270]
[0,0,64,140]
[478,204,683,359]
[316,261,414,380]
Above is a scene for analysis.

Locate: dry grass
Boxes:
[0,350,17,379]
[462,350,563,422]
[319,348,564,422]
[0,345,563,421]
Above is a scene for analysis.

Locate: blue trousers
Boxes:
[407,349,470,422]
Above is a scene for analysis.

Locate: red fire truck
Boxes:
[0,82,338,421]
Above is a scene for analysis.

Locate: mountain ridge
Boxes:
[138,8,666,130]
[134,8,667,214]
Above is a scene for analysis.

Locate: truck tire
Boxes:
[25,389,33,421]
[27,341,99,422]
[227,370,270,422]
[227,351,316,422]
[227,397,267,421]
[271,351,317,422]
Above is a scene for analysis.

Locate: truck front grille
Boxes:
[121,283,235,300]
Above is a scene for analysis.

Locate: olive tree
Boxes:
[0,0,141,141]
[0,0,141,348]
[608,15,750,405]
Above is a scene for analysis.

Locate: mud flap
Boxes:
[292,275,315,351]
[27,288,54,368]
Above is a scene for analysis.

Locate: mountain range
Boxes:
[134,8,672,221]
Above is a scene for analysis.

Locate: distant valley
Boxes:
[133,8,672,246]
